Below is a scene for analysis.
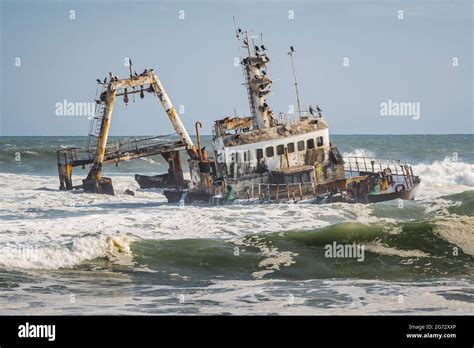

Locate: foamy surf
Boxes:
[0,234,133,270]
[413,157,474,200]
[0,137,473,314]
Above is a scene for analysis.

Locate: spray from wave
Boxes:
[342,148,375,158]
[0,235,133,270]
[413,157,474,187]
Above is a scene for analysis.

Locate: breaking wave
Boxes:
[413,157,474,187]
[342,148,375,158]
[0,235,132,270]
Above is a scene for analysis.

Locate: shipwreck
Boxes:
[57,26,420,205]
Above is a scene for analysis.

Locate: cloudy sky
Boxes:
[1,0,472,135]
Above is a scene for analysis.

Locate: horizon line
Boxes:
[1,133,473,137]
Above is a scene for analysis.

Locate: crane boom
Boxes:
[84,68,198,194]
[151,73,198,159]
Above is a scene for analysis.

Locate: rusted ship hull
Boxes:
[367,182,420,203]
[163,174,421,205]
[135,173,190,189]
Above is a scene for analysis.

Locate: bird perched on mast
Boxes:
[316,105,322,117]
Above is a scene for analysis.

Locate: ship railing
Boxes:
[276,112,318,127]
[57,147,95,166]
[343,156,417,189]
[57,134,183,166]
[225,180,345,201]
[103,134,182,159]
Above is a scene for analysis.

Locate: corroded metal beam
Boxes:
[90,89,116,180]
[151,74,198,159]
[110,74,155,90]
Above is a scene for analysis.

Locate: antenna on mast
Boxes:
[128,58,133,79]
[288,46,302,117]
[233,17,251,57]
[233,16,239,39]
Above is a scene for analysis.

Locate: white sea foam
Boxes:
[0,234,132,270]
[364,240,429,258]
[0,173,370,269]
[413,157,474,200]
[433,216,474,256]
[0,157,472,271]
[233,235,298,279]
[342,148,375,158]
[139,157,158,164]
[178,278,474,315]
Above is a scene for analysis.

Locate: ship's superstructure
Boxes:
[179,27,348,202]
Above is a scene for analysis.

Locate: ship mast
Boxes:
[234,20,275,129]
[288,46,302,117]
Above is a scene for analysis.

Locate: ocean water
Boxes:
[0,134,473,315]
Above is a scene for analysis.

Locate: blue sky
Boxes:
[0,0,472,135]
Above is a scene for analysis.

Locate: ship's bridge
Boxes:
[212,114,331,180]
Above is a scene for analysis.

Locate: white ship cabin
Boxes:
[212,115,331,180]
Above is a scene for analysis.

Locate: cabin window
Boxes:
[266,146,274,158]
[276,144,285,155]
[243,151,248,162]
[307,138,315,149]
[287,142,295,153]
[231,152,238,162]
[297,141,305,151]
[317,136,324,147]
[256,148,263,160]
[248,150,255,162]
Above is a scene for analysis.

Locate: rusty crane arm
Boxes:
[150,73,198,159]
[82,69,199,194]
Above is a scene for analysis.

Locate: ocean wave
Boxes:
[0,172,472,271]
[364,240,429,258]
[413,157,474,187]
[0,235,132,270]
[233,235,298,279]
[140,157,158,164]
[433,216,474,256]
[342,148,375,158]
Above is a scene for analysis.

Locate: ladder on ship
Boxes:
[242,63,257,120]
[87,87,108,154]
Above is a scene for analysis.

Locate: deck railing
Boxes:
[343,156,417,189]
[57,135,184,166]
[224,178,348,201]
